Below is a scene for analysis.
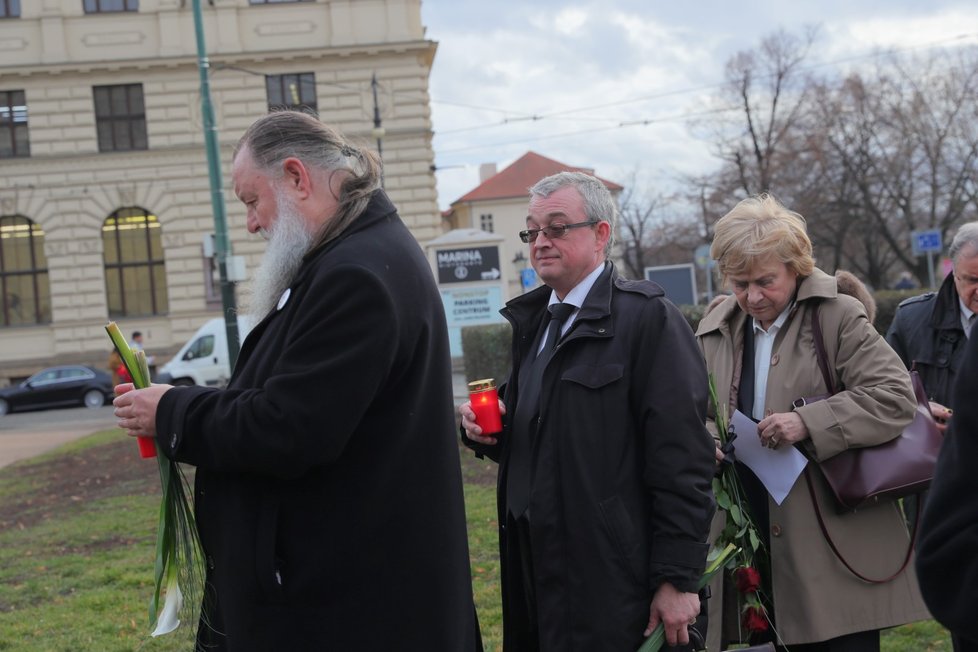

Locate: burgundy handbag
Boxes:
[803,302,943,513]
[798,302,944,583]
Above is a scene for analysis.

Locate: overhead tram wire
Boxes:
[428,31,978,138]
[435,106,738,155]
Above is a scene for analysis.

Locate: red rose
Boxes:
[734,565,761,594]
[742,605,769,633]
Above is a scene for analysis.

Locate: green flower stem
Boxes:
[105,322,204,635]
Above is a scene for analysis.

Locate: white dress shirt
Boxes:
[752,302,794,420]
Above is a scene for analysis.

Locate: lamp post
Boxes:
[370,73,385,187]
[192,0,240,369]
[512,251,528,295]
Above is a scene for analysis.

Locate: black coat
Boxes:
[916,331,978,648]
[156,192,480,651]
[464,263,716,651]
[886,273,968,404]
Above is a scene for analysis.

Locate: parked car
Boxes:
[0,365,114,416]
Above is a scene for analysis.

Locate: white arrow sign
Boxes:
[481,267,501,280]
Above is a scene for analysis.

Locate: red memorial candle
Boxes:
[137,436,157,458]
[468,378,503,436]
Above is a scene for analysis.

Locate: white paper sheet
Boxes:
[728,409,808,505]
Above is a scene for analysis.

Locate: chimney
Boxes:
[479,163,497,183]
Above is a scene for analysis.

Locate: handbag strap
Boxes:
[803,302,916,583]
[810,303,837,395]
[804,468,918,583]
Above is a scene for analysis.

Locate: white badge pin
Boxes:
[277,288,291,311]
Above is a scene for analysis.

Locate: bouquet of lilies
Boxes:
[106,322,204,637]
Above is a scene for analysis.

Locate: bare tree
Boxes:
[687,29,978,289]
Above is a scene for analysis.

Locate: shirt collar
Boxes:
[960,296,976,322]
[548,261,606,311]
[752,300,794,335]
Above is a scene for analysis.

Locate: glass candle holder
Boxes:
[468,378,502,436]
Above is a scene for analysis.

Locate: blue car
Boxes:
[0,365,114,416]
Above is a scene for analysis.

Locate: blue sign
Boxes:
[520,268,537,289]
[645,264,698,306]
[911,230,942,256]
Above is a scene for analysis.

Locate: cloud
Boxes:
[424,0,978,209]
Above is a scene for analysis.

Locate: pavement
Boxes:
[0,373,472,471]
[0,405,119,470]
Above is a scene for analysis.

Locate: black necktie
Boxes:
[507,302,576,519]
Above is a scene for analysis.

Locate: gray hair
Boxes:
[949,221,978,262]
[528,171,617,258]
[233,110,382,253]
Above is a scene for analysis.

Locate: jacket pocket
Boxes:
[598,494,645,587]
[561,363,623,389]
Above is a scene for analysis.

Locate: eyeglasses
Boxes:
[519,220,598,243]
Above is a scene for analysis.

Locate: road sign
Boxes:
[520,268,537,289]
[645,264,698,305]
[694,244,714,270]
[435,246,501,284]
[911,230,942,256]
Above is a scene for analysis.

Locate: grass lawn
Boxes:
[0,429,951,651]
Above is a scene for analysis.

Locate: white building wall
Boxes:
[0,0,438,382]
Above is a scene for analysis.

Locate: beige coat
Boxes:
[696,268,931,646]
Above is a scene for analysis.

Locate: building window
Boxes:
[0,0,21,18]
[266,73,317,113]
[93,84,147,152]
[480,213,494,233]
[0,215,50,327]
[0,90,29,158]
[102,208,168,317]
[83,0,138,12]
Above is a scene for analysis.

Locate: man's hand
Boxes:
[113,383,173,439]
[645,581,699,647]
[458,399,505,446]
[929,401,951,434]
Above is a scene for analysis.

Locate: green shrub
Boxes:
[679,304,706,332]
[461,323,513,385]
[873,289,927,335]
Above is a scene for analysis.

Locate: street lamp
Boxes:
[512,251,528,294]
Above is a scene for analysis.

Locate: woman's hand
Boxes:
[757,411,809,449]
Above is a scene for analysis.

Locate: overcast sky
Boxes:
[419,0,978,210]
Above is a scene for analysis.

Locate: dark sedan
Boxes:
[0,366,114,416]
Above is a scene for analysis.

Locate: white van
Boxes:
[156,316,256,387]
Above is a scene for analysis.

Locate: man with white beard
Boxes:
[112,111,482,652]
[245,188,313,319]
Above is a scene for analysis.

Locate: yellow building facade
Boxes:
[0,0,438,384]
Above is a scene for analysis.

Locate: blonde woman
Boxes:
[697,194,930,651]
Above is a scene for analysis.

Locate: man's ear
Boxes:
[595,220,612,249]
[281,157,312,198]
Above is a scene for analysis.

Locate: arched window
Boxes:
[102,207,168,317]
[0,215,50,326]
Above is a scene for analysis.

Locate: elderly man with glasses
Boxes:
[886,221,978,652]
[459,171,716,652]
